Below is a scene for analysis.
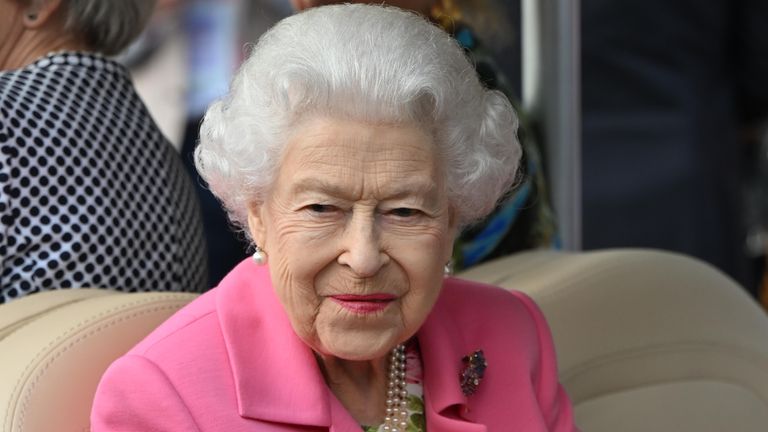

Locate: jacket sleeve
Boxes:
[91,354,201,432]
[514,292,580,432]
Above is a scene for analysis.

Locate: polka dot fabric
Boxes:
[0,52,207,303]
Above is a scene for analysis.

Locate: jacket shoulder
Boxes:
[441,277,537,316]
[436,277,548,347]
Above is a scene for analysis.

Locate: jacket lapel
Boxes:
[216,260,333,428]
[418,278,488,432]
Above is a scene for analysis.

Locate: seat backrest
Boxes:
[0,289,117,342]
[0,290,197,432]
[460,249,768,432]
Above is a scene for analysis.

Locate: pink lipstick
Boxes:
[330,294,396,313]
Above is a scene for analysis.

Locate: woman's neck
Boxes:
[316,353,390,425]
[1,29,88,71]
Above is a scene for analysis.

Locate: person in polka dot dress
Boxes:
[0,0,207,302]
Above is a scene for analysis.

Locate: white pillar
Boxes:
[522,0,582,250]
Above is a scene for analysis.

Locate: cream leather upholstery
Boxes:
[0,291,196,432]
[1,249,767,431]
[0,288,118,341]
[462,249,768,431]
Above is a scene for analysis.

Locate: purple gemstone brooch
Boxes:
[459,349,487,396]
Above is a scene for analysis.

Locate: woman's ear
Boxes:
[246,204,268,249]
[444,206,460,262]
[23,0,64,29]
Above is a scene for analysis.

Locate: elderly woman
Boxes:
[92,5,578,431]
[0,0,207,302]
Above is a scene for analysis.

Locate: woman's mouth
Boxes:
[329,294,396,314]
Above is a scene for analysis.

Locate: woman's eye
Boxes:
[307,204,336,214]
[390,208,420,218]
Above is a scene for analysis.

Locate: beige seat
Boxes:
[0,290,197,432]
[462,249,768,432]
[0,289,118,342]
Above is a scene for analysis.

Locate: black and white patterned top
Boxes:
[0,52,208,303]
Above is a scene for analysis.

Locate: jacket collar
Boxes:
[418,278,488,432]
[216,261,486,430]
[216,260,333,427]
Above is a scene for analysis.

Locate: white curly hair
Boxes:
[195,3,521,234]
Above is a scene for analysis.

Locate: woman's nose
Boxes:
[337,214,389,277]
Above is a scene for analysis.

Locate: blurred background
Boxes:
[122,0,768,303]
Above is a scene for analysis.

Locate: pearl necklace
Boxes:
[382,344,408,431]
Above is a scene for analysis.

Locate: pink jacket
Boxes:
[91,260,578,431]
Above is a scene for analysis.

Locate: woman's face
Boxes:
[248,116,456,361]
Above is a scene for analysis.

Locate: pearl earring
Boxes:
[444,261,453,276]
[252,246,267,265]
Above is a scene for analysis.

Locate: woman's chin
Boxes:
[302,301,409,359]
[315,328,404,361]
